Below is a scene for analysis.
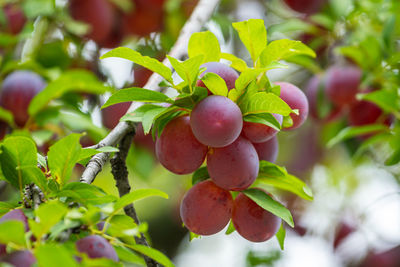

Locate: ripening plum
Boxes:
[283,0,327,15]
[325,66,362,106]
[276,82,309,130]
[359,246,400,267]
[76,235,119,261]
[0,209,29,232]
[196,62,239,93]
[190,95,243,147]
[156,116,208,174]
[0,250,36,267]
[101,102,131,129]
[0,71,46,127]
[252,136,279,163]
[207,136,259,191]
[122,0,165,37]
[348,100,384,126]
[69,0,115,43]
[232,192,281,242]
[0,244,6,256]
[306,75,342,122]
[180,180,233,235]
[1,4,27,35]
[242,114,283,143]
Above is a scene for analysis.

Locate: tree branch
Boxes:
[80,0,221,184]
[110,129,159,267]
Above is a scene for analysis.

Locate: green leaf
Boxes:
[385,147,400,166]
[225,220,236,235]
[57,183,117,206]
[47,133,82,184]
[260,39,316,67]
[115,246,145,266]
[275,223,286,250]
[0,107,15,127]
[243,113,281,131]
[232,19,267,64]
[35,243,79,267]
[167,55,204,91]
[121,104,161,123]
[256,161,313,201]
[0,221,26,246]
[102,88,172,109]
[22,0,55,18]
[113,189,169,213]
[97,146,119,153]
[107,215,145,238]
[220,53,248,72]
[192,167,209,185]
[130,244,174,267]
[29,70,112,117]
[201,73,228,96]
[242,92,293,116]
[30,201,68,239]
[0,136,37,190]
[359,90,400,113]
[0,202,18,216]
[235,69,265,95]
[188,31,221,63]
[100,47,173,83]
[327,124,389,148]
[243,188,294,227]
[173,87,208,109]
[18,166,49,195]
[142,106,169,134]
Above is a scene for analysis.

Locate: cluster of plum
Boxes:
[0,209,118,266]
[306,65,390,131]
[69,0,167,48]
[154,62,309,242]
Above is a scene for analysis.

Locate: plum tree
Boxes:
[196,62,239,92]
[252,136,279,163]
[69,0,115,44]
[232,192,281,242]
[242,114,282,143]
[276,82,309,130]
[306,74,342,122]
[207,136,259,191]
[0,250,36,267]
[190,95,243,147]
[0,209,29,232]
[156,116,208,174]
[76,235,118,261]
[325,66,362,106]
[0,71,46,127]
[1,4,27,35]
[283,0,327,15]
[122,0,165,37]
[180,180,233,235]
[101,102,131,129]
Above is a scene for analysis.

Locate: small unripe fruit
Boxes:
[180,180,233,235]
[190,95,243,147]
[232,192,281,242]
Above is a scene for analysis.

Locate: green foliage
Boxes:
[0,221,26,247]
[191,167,209,185]
[275,223,286,250]
[201,72,228,96]
[188,31,221,63]
[35,243,79,267]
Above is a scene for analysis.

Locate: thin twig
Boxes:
[80,0,221,184]
[110,129,158,267]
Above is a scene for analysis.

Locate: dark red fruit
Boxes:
[325,66,362,106]
[207,136,259,191]
[283,0,327,15]
[276,82,309,130]
[180,180,233,235]
[156,116,208,174]
[306,75,342,122]
[0,244,6,256]
[0,122,8,140]
[253,136,279,163]
[76,235,118,261]
[133,66,154,88]
[232,192,281,242]
[190,95,243,147]
[196,62,239,92]
[122,0,165,37]
[348,100,384,126]
[101,102,131,129]
[0,250,36,267]
[333,222,356,249]
[359,246,400,267]
[0,71,46,127]
[1,4,27,35]
[242,114,282,143]
[69,0,115,43]
[0,209,29,232]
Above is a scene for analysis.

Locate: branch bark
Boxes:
[110,129,159,267]
[80,0,221,184]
